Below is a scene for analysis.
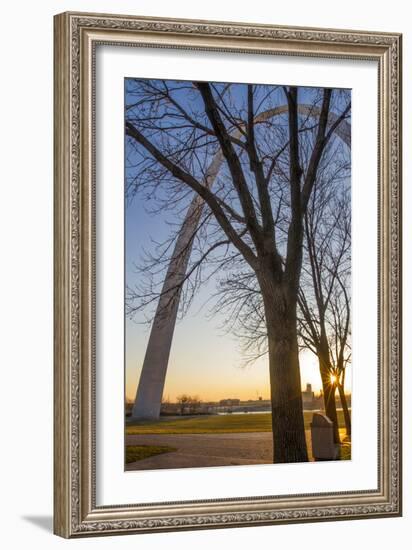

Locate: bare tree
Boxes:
[175,394,201,415]
[298,171,351,442]
[126,79,350,463]
[215,142,352,442]
[328,272,351,436]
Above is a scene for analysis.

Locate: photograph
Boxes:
[124,78,352,470]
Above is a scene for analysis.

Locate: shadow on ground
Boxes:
[21,515,53,533]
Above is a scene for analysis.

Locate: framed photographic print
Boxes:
[54,11,402,537]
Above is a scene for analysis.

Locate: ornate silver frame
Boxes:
[53,11,402,538]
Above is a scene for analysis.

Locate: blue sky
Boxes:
[124,79,351,402]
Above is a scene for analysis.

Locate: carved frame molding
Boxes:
[54,12,402,537]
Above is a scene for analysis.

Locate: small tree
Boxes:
[298,173,351,442]
[176,394,201,415]
[176,394,190,415]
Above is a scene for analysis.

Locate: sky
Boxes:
[124,79,352,403]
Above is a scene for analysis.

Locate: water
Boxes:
[217,408,345,416]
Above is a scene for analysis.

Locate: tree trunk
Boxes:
[262,282,308,463]
[337,382,351,436]
[318,360,340,444]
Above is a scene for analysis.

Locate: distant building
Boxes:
[302,383,316,410]
[219,398,241,407]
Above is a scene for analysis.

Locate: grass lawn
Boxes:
[340,435,351,460]
[126,410,349,435]
[125,444,177,464]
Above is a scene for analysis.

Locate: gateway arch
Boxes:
[130,104,351,420]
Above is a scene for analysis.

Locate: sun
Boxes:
[330,374,338,385]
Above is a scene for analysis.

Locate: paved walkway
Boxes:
[125,431,315,470]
